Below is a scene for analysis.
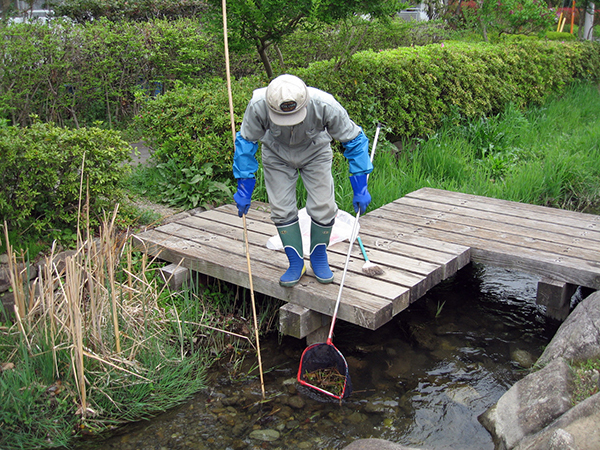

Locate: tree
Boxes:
[459,0,555,41]
[205,0,404,78]
[50,0,208,23]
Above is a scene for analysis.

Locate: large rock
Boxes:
[478,358,574,450]
[0,262,39,293]
[537,292,600,366]
[515,392,600,450]
[341,439,422,450]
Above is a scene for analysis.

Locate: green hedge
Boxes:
[298,40,600,138]
[135,40,600,174]
[0,18,217,127]
[0,120,131,234]
[0,17,458,129]
[134,78,263,170]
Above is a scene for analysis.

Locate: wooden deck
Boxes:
[133,187,600,338]
[378,188,600,290]
[132,197,470,332]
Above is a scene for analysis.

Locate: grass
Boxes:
[360,82,600,215]
[0,207,264,450]
[572,358,600,405]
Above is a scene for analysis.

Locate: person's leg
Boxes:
[262,146,305,286]
[262,146,299,224]
[309,218,334,283]
[300,145,337,284]
[276,219,306,287]
[301,145,337,226]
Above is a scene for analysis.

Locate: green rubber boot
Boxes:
[277,220,306,287]
[310,220,334,284]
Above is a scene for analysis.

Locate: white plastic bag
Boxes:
[266,208,358,255]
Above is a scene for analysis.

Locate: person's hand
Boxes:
[233,178,256,217]
[349,174,371,215]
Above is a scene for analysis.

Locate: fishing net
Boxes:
[297,342,352,399]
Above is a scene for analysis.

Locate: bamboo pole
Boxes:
[106,207,122,354]
[222,0,236,144]
[557,11,564,32]
[222,0,265,399]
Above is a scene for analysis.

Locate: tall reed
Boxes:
[0,208,213,448]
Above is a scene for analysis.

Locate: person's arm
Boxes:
[340,128,373,215]
[233,132,259,179]
[319,91,374,214]
[232,132,259,217]
[341,129,373,176]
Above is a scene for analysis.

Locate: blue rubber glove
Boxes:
[233,178,256,217]
[349,174,371,215]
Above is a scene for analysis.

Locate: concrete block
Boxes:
[159,263,189,290]
[306,325,329,346]
[279,303,327,339]
[536,278,577,321]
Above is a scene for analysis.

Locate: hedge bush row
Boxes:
[0,120,131,234]
[51,0,208,22]
[135,39,600,174]
[299,40,600,137]
[0,17,449,128]
[0,18,220,127]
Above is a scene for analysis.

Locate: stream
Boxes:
[79,263,563,450]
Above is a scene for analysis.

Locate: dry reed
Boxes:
[3,208,168,418]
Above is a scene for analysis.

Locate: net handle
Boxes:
[327,124,381,342]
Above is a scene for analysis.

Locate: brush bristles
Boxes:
[362,261,384,277]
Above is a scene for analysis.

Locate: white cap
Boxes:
[266,74,309,126]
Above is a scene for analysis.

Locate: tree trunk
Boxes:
[583,2,595,40]
[479,17,489,42]
[274,44,285,71]
[257,40,274,79]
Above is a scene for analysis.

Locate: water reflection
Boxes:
[80,263,560,450]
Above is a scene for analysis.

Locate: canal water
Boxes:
[82,263,563,450]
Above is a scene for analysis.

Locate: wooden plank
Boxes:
[133,188,600,336]
[133,189,600,338]
[408,188,600,238]
[133,228,396,330]
[196,205,469,300]
[178,207,429,304]
[378,201,600,265]
[369,207,600,289]
[358,215,471,280]
[394,195,600,252]
[199,202,469,286]
[173,215,414,310]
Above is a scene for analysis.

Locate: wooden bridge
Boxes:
[133,188,600,342]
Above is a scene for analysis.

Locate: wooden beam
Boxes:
[279,303,326,339]
[159,262,189,290]
[536,278,577,321]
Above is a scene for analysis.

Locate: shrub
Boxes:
[134,40,599,188]
[0,18,216,127]
[295,40,600,139]
[0,17,460,128]
[50,0,208,22]
[545,31,577,41]
[134,78,262,172]
[0,119,131,236]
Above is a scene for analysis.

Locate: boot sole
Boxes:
[279,266,306,287]
[315,275,334,284]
